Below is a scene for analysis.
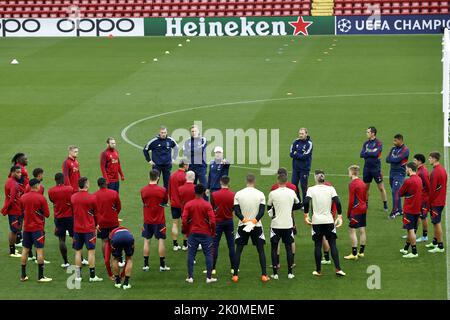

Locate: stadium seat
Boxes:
[2,0,449,18]
[0,0,312,18]
[333,0,450,16]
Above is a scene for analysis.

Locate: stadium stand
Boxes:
[0,0,312,18]
[1,1,449,18]
[334,1,450,16]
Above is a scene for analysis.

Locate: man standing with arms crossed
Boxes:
[143,126,179,206]
[360,127,388,211]
[290,128,312,205]
[425,152,447,253]
[19,178,51,282]
[100,137,125,193]
[386,134,410,219]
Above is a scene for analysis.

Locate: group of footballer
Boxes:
[1,124,447,288]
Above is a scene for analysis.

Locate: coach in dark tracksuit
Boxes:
[386,134,409,219]
[290,128,313,205]
[183,125,207,187]
[206,146,230,195]
[143,127,179,203]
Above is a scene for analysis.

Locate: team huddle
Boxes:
[1,125,447,288]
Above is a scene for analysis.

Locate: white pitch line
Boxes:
[121,91,438,176]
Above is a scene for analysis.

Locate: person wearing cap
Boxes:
[19,178,51,282]
[206,146,230,197]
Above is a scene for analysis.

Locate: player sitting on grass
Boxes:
[344,165,368,260]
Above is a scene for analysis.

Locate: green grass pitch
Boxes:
[0,34,446,300]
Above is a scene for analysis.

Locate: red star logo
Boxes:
[289,16,313,36]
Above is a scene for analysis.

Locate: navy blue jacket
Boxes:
[360,138,383,170]
[386,144,409,176]
[207,160,230,190]
[183,137,207,167]
[143,136,178,166]
[290,137,313,172]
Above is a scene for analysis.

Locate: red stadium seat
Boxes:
[1,0,449,18]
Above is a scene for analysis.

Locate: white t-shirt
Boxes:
[306,184,338,225]
[234,187,266,227]
[268,187,300,229]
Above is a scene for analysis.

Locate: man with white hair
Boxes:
[290,128,313,205]
[206,146,230,197]
[303,170,346,277]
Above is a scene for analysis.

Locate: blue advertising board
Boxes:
[336,14,450,35]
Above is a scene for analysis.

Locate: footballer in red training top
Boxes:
[2,166,25,257]
[168,159,189,251]
[24,168,45,195]
[71,177,103,282]
[100,137,125,193]
[140,170,169,271]
[427,152,447,253]
[63,145,81,193]
[48,173,74,268]
[19,178,51,282]
[399,162,422,258]
[94,177,121,258]
[210,176,235,273]
[10,153,29,189]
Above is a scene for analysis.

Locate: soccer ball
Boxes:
[337,19,352,33]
